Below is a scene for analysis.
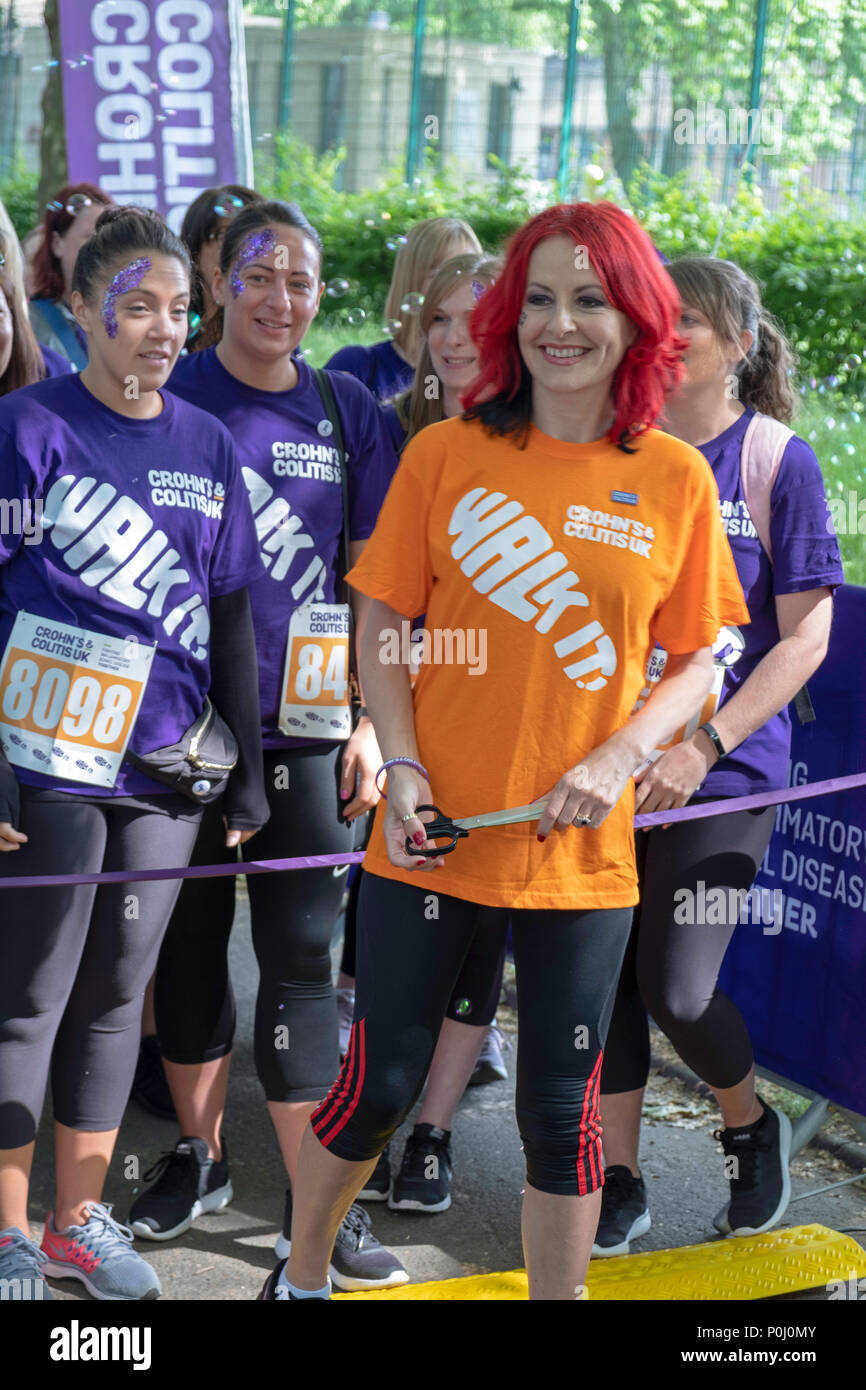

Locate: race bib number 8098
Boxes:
[0,612,154,788]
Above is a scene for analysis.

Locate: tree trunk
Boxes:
[596,1,645,188]
[36,0,67,211]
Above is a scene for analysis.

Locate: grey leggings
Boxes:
[0,786,202,1147]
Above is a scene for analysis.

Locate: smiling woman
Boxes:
[0,205,267,1300]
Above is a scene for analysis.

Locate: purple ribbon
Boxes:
[1,772,865,889]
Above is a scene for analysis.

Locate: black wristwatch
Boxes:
[699,721,727,760]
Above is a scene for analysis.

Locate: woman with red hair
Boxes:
[29,183,112,370]
[257,202,748,1301]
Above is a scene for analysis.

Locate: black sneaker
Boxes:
[590,1166,651,1257]
[128,1136,233,1241]
[275,1191,408,1291]
[257,1259,330,1301]
[388,1123,453,1213]
[358,1144,392,1202]
[130,1036,177,1121]
[714,1099,792,1236]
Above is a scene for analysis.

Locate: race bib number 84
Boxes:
[0,612,154,788]
[279,603,353,741]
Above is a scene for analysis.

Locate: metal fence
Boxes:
[2,1,865,213]
[243,0,866,213]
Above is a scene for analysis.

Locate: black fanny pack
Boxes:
[125,698,238,804]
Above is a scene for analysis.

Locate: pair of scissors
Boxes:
[405,799,551,858]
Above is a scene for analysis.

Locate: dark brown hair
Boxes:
[667,257,797,422]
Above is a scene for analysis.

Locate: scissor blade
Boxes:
[453,799,549,831]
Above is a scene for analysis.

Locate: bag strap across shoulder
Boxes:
[312,367,361,711]
[739,411,794,564]
[312,367,351,600]
[738,411,814,724]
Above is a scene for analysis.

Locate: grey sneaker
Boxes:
[40,1203,161,1301]
[0,1227,53,1300]
[467,1023,511,1086]
[336,988,355,1060]
[276,1191,408,1291]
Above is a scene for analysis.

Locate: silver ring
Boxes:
[574,815,593,826]
[401,812,416,822]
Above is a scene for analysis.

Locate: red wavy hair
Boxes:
[462,202,686,447]
[30,182,113,301]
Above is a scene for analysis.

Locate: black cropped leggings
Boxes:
[0,787,201,1147]
[601,802,777,1095]
[155,744,355,1103]
[313,873,633,1195]
[341,865,509,1027]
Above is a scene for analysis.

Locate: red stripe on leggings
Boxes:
[312,1020,358,1137]
[576,1050,604,1196]
[315,1017,366,1145]
[313,1019,366,1146]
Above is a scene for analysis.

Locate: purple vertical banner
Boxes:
[719,584,866,1117]
[57,0,253,232]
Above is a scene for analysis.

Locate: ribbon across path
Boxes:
[1,771,864,890]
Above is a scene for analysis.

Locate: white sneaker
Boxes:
[336,988,355,1061]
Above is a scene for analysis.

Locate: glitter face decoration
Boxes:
[230,228,278,299]
[471,279,485,301]
[518,310,527,326]
[101,258,151,338]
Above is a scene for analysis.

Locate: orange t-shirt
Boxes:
[347,416,749,909]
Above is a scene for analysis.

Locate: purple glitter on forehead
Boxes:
[471,279,486,301]
[102,257,151,338]
[231,228,278,298]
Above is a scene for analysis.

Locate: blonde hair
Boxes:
[0,201,26,307]
[393,252,501,446]
[668,257,797,423]
[384,217,482,365]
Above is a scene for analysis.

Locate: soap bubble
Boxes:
[347,308,366,325]
[400,292,424,314]
[826,417,836,430]
[825,375,840,388]
[326,278,350,298]
[454,998,472,1017]
[383,318,402,338]
[845,354,862,372]
[844,442,856,455]
[386,235,408,252]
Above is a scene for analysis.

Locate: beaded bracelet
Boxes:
[375,757,430,798]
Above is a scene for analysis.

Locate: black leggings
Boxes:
[155,744,354,1102]
[0,787,202,1147]
[340,866,508,1027]
[313,873,633,1195]
[601,804,777,1095]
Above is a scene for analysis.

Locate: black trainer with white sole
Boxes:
[389,1124,453,1213]
[275,1190,408,1291]
[714,1098,792,1236]
[590,1166,651,1258]
[128,1136,233,1241]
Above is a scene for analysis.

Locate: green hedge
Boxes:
[4,144,865,390]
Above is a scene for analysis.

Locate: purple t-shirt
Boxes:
[325,339,414,402]
[167,348,397,748]
[697,407,844,795]
[0,373,264,795]
[40,345,75,378]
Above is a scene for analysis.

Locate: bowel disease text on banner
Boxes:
[719,584,866,1119]
[57,0,253,232]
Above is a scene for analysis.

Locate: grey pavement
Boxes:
[29,890,866,1302]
